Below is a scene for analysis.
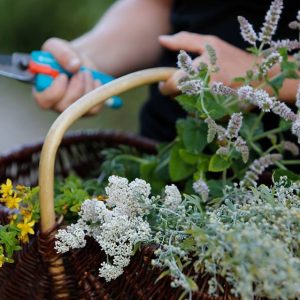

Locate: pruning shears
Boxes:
[0,50,123,109]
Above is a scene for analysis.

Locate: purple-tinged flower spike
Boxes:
[205,117,226,142]
[238,86,275,112]
[240,154,282,187]
[258,52,282,77]
[178,79,204,95]
[259,0,283,44]
[292,117,300,144]
[296,85,300,108]
[234,137,249,163]
[226,113,243,139]
[272,101,297,122]
[281,141,299,156]
[211,82,237,96]
[238,16,258,46]
[271,39,300,51]
[193,179,209,201]
[177,50,196,76]
[205,44,217,65]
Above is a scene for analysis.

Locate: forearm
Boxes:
[71,0,172,76]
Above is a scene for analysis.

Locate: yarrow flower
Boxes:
[259,0,283,44]
[177,50,196,76]
[164,184,182,210]
[193,179,209,201]
[240,154,282,187]
[178,79,204,95]
[238,16,258,45]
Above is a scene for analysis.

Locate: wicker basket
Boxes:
[0,68,241,300]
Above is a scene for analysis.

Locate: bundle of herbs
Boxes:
[1,1,300,299]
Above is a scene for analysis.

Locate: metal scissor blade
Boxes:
[0,64,34,82]
[0,55,12,66]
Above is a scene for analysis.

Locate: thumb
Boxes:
[159,32,204,54]
[42,37,81,72]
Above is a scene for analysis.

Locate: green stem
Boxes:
[252,128,284,142]
[281,160,300,165]
[222,169,227,187]
[249,110,264,137]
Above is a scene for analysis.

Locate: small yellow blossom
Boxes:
[18,234,29,243]
[17,217,35,240]
[0,254,5,267]
[20,208,32,220]
[0,179,13,198]
[8,214,17,225]
[5,194,22,210]
[97,195,108,201]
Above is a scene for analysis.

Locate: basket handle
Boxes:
[38,67,176,233]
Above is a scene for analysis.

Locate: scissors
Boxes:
[0,50,123,109]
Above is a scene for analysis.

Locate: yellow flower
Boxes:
[18,234,29,243]
[20,208,32,220]
[8,214,17,225]
[0,179,13,197]
[17,217,35,240]
[0,254,5,267]
[5,194,22,210]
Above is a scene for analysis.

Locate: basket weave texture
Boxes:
[0,130,246,300]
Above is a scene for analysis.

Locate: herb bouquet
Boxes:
[1,1,300,299]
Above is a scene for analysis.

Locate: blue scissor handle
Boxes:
[31,51,123,109]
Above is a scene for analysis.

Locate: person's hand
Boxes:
[158,31,255,96]
[33,37,102,114]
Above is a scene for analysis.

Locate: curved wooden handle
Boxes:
[38,67,176,232]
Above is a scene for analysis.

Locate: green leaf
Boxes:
[179,149,199,164]
[140,161,165,193]
[169,142,196,181]
[240,113,264,137]
[200,93,228,119]
[207,179,225,198]
[175,94,197,113]
[279,119,292,131]
[208,154,231,172]
[186,277,199,292]
[176,117,208,153]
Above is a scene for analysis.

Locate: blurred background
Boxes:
[0,0,147,153]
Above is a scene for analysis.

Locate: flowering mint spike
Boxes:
[292,117,300,144]
[271,39,300,51]
[296,85,300,108]
[177,50,196,76]
[192,179,209,201]
[205,44,217,65]
[178,79,204,95]
[238,16,258,46]
[226,113,243,139]
[259,0,283,44]
[234,137,249,163]
[240,154,282,187]
[281,141,299,156]
[272,101,297,122]
[211,82,237,96]
[257,52,282,77]
[205,117,226,142]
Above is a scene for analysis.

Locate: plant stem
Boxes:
[114,154,148,164]
[249,110,264,137]
[281,160,300,165]
[252,128,284,142]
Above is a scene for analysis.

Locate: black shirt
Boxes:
[140,0,298,142]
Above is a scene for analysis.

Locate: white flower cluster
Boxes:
[237,16,258,46]
[164,184,182,210]
[193,179,209,201]
[55,175,153,282]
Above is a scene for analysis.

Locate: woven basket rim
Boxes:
[0,129,158,165]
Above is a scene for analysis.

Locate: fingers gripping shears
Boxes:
[0,50,123,108]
